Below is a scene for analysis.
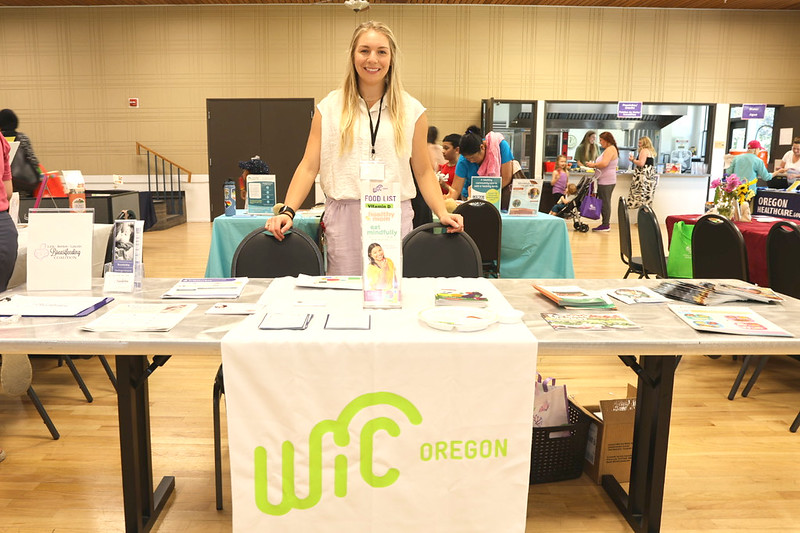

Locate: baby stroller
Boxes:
[553,174,595,232]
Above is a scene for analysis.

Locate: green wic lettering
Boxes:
[253,392,422,516]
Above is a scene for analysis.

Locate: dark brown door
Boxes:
[206,98,314,219]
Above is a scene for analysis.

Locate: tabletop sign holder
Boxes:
[103,219,145,293]
[244,174,277,214]
[508,178,542,216]
[470,176,502,211]
[360,162,402,309]
[26,208,94,291]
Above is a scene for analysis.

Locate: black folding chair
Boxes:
[214,227,324,510]
[454,199,502,277]
[637,206,668,279]
[618,197,644,279]
[402,222,482,278]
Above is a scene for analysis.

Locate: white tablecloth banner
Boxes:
[222,277,538,532]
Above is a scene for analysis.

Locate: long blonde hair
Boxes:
[639,136,656,158]
[340,21,406,155]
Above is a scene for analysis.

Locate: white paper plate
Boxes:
[418,306,497,332]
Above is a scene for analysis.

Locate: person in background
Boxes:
[550,154,569,204]
[549,182,578,216]
[768,136,800,189]
[585,131,619,232]
[573,130,600,167]
[453,125,513,202]
[1,136,19,466]
[727,140,771,194]
[0,109,42,197]
[237,156,270,203]
[0,135,17,293]
[626,136,658,209]
[265,21,463,275]
[439,132,461,198]
[427,126,446,172]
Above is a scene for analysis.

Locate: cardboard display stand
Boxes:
[577,385,637,484]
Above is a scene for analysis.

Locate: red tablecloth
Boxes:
[665,214,786,287]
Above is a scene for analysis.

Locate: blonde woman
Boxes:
[265,21,463,275]
[626,136,658,209]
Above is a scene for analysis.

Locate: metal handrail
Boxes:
[135,142,192,182]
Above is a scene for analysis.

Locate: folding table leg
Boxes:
[116,355,174,533]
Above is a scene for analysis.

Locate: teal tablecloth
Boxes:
[204,210,574,279]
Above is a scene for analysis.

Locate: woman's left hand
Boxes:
[439,213,464,233]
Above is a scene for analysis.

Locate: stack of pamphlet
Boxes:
[669,305,792,337]
[533,284,616,309]
[434,290,489,307]
[654,281,783,306]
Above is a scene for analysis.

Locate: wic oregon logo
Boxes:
[253,392,422,516]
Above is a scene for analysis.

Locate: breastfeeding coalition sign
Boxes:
[27,210,94,291]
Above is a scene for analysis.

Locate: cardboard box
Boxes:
[576,385,637,484]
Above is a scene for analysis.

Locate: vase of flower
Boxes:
[715,195,736,219]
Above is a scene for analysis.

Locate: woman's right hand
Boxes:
[265,213,293,241]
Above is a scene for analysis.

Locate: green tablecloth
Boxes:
[204,210,574,279]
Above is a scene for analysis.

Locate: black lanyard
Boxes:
[367,95,384,160]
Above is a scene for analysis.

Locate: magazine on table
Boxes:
[81,303,197,332]
[162,278,249,299]
[533,284,616,309]
[654,280,783,306]
[606,287,669,305]
[541,312,641,330]
[668,305,792,337]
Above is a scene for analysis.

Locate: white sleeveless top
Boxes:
[317,89,425,201]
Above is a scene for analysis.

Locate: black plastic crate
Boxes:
[529,399,590,484]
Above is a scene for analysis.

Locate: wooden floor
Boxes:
[1,222,799,533]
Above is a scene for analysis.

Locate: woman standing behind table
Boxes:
[550,154,570,204]
[573,130,600,167]
[769,136,800,189]
[626,136,658,209]
[452,125,514,204]
[585,131,619,232]
[265,21,463,275]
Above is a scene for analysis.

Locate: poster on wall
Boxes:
[360,161,401,309]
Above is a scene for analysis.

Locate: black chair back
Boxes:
[617,196,643,278]
[767,220,800,298]
[453,199,502,277]
[691,214,749,281]
[231,228,324,277]
[637,205,668,279]
[402,222,483,278]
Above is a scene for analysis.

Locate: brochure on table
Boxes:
[0,295,112,317]
[508,178,542,216]
[104,219,145,293]
[360,161,401,309]
[26,209,94,291]
[162,277,249,299]
[469,176,502,210]
[245,174,277,214]
[81,303,197,332]
[668,305,792,337]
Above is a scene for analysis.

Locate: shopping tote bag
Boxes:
[666,221,694,278]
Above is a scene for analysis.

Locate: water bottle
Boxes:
[224,179,236,216]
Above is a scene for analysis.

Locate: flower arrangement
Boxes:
[710,174,756,219]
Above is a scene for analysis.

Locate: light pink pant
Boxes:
[323,198,414,276]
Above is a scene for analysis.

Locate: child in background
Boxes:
[439,133,461,198]
[551,155,569,204]
[549,182,578,216]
